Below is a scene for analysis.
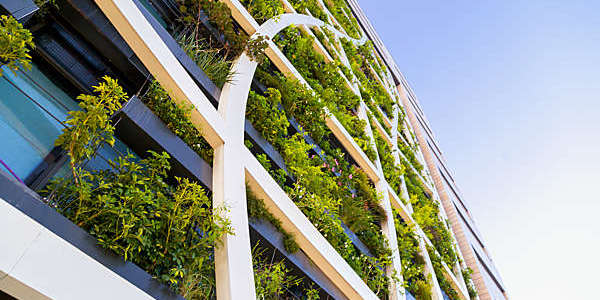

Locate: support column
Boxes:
[212,142,256,300]
[358,102,405,300]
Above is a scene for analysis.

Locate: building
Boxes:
[0,0,506,299]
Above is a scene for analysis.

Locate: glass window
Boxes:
[0,64,79,181]
[0,64,132,184]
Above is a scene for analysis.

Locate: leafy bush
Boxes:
[247,186,299,253]
[45,77,232,298]
[0,15,34,76]
[246,75,391,295]
[462,267,478,299]
[141,81,213,163]
[274,27,377,162]
[428,246,459,300]
[394,212,432,300]
[178,0,267,59]
[177,32,234,88]
[322,0,361,39]
[241,0,284,24]
[372,119,405,197]
[403,161,458,267]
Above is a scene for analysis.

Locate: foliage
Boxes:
[177,32,234,88]
[0,15,35,76]
[398,139,423,172]
[246,88,288,143]
[252,245,302,299]
[394,212,432,300]
[247,186,299,253]
[46,77,232,297]
[274,27,376,162]
[289,0,328,23]
[178,0,267,59]
[428,246,460,300]
[341,38,395,117]
[246,74,391,295]
[241,0,284,24]
[462,267,478,299]
[404,161,458,267]
[372,118,405,197]
[312,27,339,62]
[141,81,213,163]
[256,66,329,146]
[322,0,361,39]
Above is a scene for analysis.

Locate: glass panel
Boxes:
[0,64,78,180]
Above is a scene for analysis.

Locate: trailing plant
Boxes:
[245,73,392,296]
[141,80,213,163]
[177,32,234,88]
[322,0,361,39]
[45,77,232,297]
[403,160,458,267]
[462,267,478,299]
[341,38,395,117]
[240,0,284,24]
[247,186,299,253]
[0,15,35,76]
[371,121,404,197]
[312,27,339,62]
[252,245,302,299]
[274,27,377,162]
[178,0,267,59]
[428,246,460,300]
[394,212,432,300]
[398,140,423,172]
[288,0,328,23]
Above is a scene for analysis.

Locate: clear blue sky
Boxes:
[357,0,600,299]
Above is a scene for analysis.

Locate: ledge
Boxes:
[0,171,180,300]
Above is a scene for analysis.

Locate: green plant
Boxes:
[322,0,361,39]
[372,119,405,197]
[0,15,35,76]
[394,211,432,300]
[247,186,299,253]
[245,79,391,295]
[241,0,284,23]
[252,245,302,299]
[462,267,478,299]
[177,32,234,88]
[141,81,213,163]
[45,77,232,297]
[274,27,376,162]
[428,246,460,300]
[289,0,328,23]
[178,0,267,60]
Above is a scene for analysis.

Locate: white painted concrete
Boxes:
[0,199,153,300]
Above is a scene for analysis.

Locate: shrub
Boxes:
[45,77,232,297]
[0,15,34,76]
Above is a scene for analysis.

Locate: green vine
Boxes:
[240,0,284,24]
[322,0,361,39]
[274,27,377,162]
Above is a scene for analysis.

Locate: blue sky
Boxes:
[356,0,600,299]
